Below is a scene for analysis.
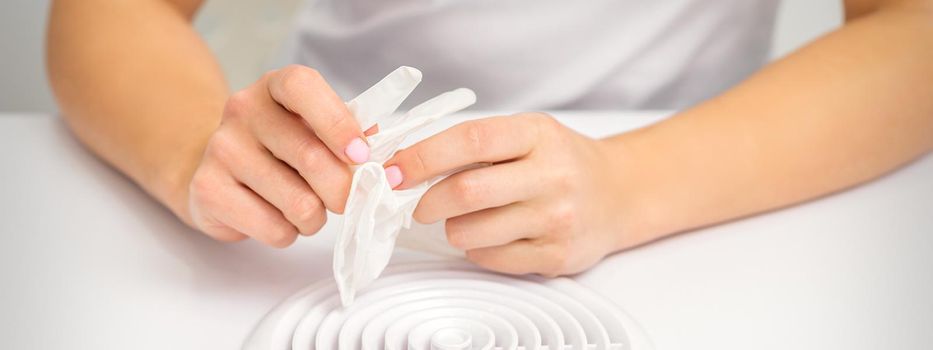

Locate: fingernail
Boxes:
[344,137,370,164]
[385,165,403,188]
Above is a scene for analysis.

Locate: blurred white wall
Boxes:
[772,1,843,58]
[0,0,841,113]
[0,0,56,113]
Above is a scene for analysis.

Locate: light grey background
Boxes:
[0,0,842,113]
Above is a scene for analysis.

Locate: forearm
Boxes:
[607,4,933,246]
[47,0,227,221]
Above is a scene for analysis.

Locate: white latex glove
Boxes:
[334,67,476,306]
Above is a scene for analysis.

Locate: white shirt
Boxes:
[287,0,779,110]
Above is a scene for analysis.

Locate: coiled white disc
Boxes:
[244,261,653,350]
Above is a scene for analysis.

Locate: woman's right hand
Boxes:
[184,65,370,247]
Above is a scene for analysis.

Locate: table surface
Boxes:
[1,112,931,350]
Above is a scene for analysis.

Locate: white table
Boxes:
[1,112,931,350]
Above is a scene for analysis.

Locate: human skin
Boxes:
[48,0,373,247]
[49,0,933,275]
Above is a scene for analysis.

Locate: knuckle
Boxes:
[288,193,324,226]
[188,171,211,198]
[464,249,488,266]
[278,65,322,93]
[223,90,253,119]
[445,219,469,249]
[250,209,297,249]
[303,213,328,235]
[528,112,562,138]
[265,224,298,249]
[402,146,429,176]
[528,111,557,126]
[557,171,576,190]
[316,109,353,141]
[451,175,483,207]
[547,202,577,232]
[188,168,220,206]
[206,129,240,165]
[552,174,571,193]
[294,137,327,167]
[461,121,490,156]
[390,147,428,184]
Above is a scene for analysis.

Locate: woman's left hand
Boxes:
[385,112,632,276]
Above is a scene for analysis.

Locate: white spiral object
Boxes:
[244,261,653,350]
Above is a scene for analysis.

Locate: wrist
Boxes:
[596,131,669,251]
[147,129,211,227]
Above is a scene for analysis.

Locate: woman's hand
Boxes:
[385,113,631,276]
[186,65,371,248]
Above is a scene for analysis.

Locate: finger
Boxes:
[267,65,369,164]
[364,124,379,136]
[444,202,547,250]
[199,221,249,243]
[385,115,540,189]
[210,181,301,249]
[247,100,353,213]
[188,164,250,243]
[413,160,540,223]
[226,141,328,235]
[466,239,563,276]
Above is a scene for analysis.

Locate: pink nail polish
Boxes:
[344,137,370,164]
[385,165,403,188]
